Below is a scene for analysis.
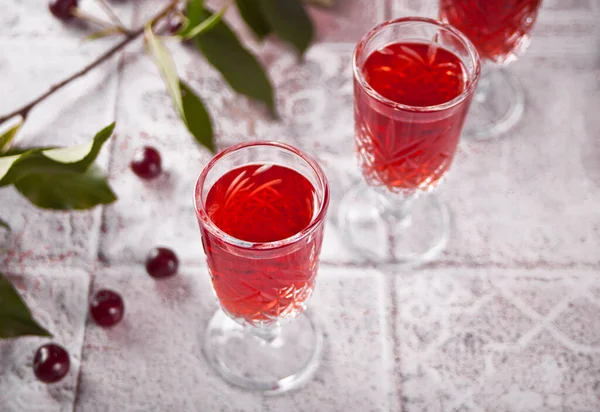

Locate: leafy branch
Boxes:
[0,0,332,338]
[0,1,180,125]
[0,0,319,147]
[0,0,320,221]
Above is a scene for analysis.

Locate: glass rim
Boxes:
[353,16,481,113]
[193,140,330,251]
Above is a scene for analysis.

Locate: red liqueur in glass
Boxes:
[355,41,469,192]
[439,0,542,64]
[201,164,322,324]
[194,141,329,394]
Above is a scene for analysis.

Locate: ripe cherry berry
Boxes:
[89,289,125,328]
[130,146,162,180]
[167,14,183,34]
[49,0,78,21]
[146,247,179,279]
[33,343,70,384]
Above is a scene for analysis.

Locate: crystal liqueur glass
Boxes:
[440,0,543,139]
[339,17,480,265]
[194,141,330,394]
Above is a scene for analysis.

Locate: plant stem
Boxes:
[0,0,180,125]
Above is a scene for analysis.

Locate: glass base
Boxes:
[337,184,450,266]
[202,309,323,395]
[464,68,525,140]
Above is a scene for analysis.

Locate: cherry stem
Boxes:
[70,8,114,30]
[0,0,180,126]
[93,0,131,35]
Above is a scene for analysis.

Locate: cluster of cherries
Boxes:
[34,145,177,384]
[34,0,186,385]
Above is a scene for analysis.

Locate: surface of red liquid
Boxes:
[355,42,471,192]
[201,164,323,325]
[206,164,315,243]
[440,0,542,64]
[363,43,465,107]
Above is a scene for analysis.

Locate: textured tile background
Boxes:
[391,269,600,412]
[0,0,599,411]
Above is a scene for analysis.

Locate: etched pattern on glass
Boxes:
[207,227,324,328]
[355,116,456,193]
[439,0,542,64]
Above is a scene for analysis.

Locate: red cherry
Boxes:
[89,289,125,327]
[49,0,78,21]
[33,343,70,383]
[146,247,179,278]
[130,146,162,179]
[167,14,183,34]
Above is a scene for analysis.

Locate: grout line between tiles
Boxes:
[378,271,396,412]
[72,44,127,412]
[388,274,405,412]
[88,60,123,268]
[88,257,600,273]
[70,265,93,412]
[384,0,393,20]
[418,260,600,271]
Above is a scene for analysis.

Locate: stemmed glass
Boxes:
[440,0,543,139]
[338,17,480,265]
[194,141,330,394]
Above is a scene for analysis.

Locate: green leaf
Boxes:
[145,27,215,151]
[189,5,276,115]
[0,146,47,157]
[180,81,215,152]
[15,165,117,210]
[184,0,208,32]
[181,4,228,40]
[0,218,10,231]
[0,153,22,185]
[0,118,23,154]
[235,0,271,40]
[0,123,115,187]
[258,0,313,55]
[43,123,115,170]
[0,272,52,339]
[145,26,184,117]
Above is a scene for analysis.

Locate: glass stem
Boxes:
[250,322,282,345]
[475,63,494,104]
[374,187,415,227]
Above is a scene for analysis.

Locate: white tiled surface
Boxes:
[1,1,599,411]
